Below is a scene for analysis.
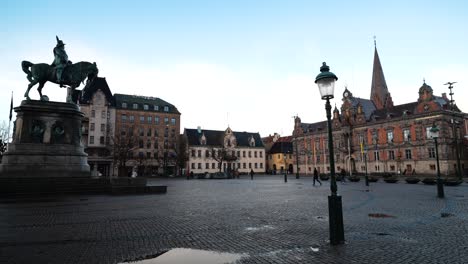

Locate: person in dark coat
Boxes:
[340,168,346,183]
[250,169,254,180]
[313,168,321,186]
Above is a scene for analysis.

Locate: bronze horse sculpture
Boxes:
[22,61,98,103]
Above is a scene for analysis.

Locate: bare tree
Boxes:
[175,135,188,176]
[110,130,138,177]
[0,121,9,162]
[210,146,237,173]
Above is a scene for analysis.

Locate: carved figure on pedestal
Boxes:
[51,122,65,144]
[31,121,45,143]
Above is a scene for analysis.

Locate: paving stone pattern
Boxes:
[1,176,467,264]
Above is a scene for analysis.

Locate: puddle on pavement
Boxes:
[368,213,396,218]
[121,248,244,264]
[245,225,275,231]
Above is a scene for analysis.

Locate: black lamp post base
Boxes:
[437,179,445,198]
[328,195,345,245]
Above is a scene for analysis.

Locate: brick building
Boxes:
[79,77,181,177]
[292,45,467,178]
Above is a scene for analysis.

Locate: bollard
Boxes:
[284,174,287,183]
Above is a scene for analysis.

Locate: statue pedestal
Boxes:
[0,100,90,178]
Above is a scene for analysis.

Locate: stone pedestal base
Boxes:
[0,100,90,178]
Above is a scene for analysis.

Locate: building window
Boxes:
[191,163,195,169]
[249,163,252,169]
[426,127,433,139]
[139,128,144,136]
[147,116,152,123]
[316,155,320,163]
[146,152,151,159]
[154,141,158,149]
[89,136,94,144]
[153,105,159,111]
[164,106,169,112]
[243,163,246,169]
[260,152,263,158]
[205,150,210,157]
[403,129,411,142]
[197,163,202,169]
[428,147,435,158]
[260,163,263,168]
[101,111,106,119]
[140,116,145,123]
[129,115,135,123]
[155,116,160,124]
[243,151,246,158]
[133,103,138,109]
[91,110,95,117]
[374,151,380,161]
[248,151,251,158]
[212,163,216,169]
[100,124,105,132]
[139,140,144,148]
[99,136,104,144]
[90,123,95,131]
[254,163,258,169]
[121,114,127,122]
[206,163,209,169]
[389,150,395,160]
[429,164,436,170]
[144,104,149,110]
[254,151,257,158]
[122,102,127,108]
[387,131,394,143]
[405,149,412,159]
[171,118,176,125]
[147,128,151,137]
[164,117,169,124]
[197,150,201,157]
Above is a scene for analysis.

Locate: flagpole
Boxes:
[7,91,13,143]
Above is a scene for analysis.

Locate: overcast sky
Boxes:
[2,0,467,137]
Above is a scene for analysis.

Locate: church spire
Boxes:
[370,40,393,109]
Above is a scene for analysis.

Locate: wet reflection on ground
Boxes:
[121,248,245,264]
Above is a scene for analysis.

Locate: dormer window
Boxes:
[122,102,127,108]
[154,105,159,111]
[164,106,169,112]
[200,134,207,145]
[249,136,256,147]
[144,104,149,110]
[133,103,138,109]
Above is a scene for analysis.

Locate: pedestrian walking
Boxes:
[250,169,254,180]
[313,168,322,186]
[340,168,346,183]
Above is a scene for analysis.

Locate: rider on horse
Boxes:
[51,36,71,87]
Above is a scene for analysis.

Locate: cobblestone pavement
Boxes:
[1,175,468,264]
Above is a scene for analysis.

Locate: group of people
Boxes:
[312,168,348,186]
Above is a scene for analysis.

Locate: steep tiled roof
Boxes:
[80,77,115,105]
[371,102,419,120]
[300,121,327,134]
[269,141,293,154]
[185,128,264,147]
[114,93,180,114]
[351,97,376,120]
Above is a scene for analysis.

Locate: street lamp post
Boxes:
[315,62,345,245]
[364,146,369,186]
[430,124,444,198]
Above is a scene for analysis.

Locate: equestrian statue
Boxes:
[22,36,99,103]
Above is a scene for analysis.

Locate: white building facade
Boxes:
[184,127,266,175]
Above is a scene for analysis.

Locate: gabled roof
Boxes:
[114,93,180,114]
[185,128,264,147]
[80,77,115,105]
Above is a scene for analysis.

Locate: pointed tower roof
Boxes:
[370,42,393,109]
